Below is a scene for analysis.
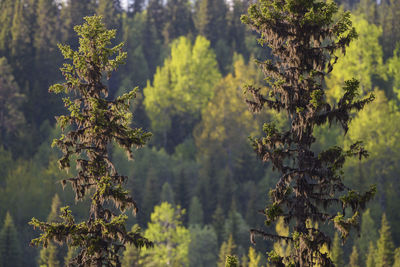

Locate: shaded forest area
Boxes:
[0,0,400,266]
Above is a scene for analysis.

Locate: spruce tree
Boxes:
[188,196,204,226]
[393,248,400,267]
[331,233,344,266]
[0,0,15,57]
[375,214,395,267]
[217,235,237,267]
[0,212,21,267]
[366,242,375,267]
[348,246,360,267]
[37,194,62,267]
[0,57,25,150]
[29,16,152,266]
[241,0,376,265]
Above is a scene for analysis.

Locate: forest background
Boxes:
[0,0,400,266]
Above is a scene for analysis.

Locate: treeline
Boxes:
[0,0,400,266]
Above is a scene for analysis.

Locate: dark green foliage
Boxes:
[11,0,34,86]
[0,0,15,57]
[217,235,236,267]
[348,246,360,267]
[163,0,194,43]
[331,232,344,266]
[225,255,239,267]
[188,196,204,226]
[188,224,218,267]
[194,0,228,45]
[242,0,375,265]
[378,0,400,61]
[0,212,21,267]
[29,16,152,266]
[375,214,395,267]
[0,57,25,150]
[160,182,175,204]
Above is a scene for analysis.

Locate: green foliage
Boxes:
[0,212,21,267]
[393,248,400,267]
[121,225,143,267]
[188,196,204,226]
[0,0,14,56]
[225,255,239,267]
[194,55,260,167]
[247,247,261,267]
[38,242,60,267]
[37,194,62,267]
[388,44,400,101]
[355,209,378,263]
[349,246,360,267]
[242,0,375,265]
[29,16,152,266]
[330,232,344,266]
[141,202,190,266]
[217,235,236,267]
[375,214,395,267]
[366,242,376,267]
[326,14,385,102]
[188,224,218,267]
[0,57,25,150]
[160,182,175,205]
[144,35,221,139]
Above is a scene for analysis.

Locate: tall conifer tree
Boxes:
[241,0,376,265]
[29,16,152,266]
[0,212,21,267]
[0,0,15,57]
[375,214,395,267]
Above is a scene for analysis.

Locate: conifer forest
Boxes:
[1,0,400,266]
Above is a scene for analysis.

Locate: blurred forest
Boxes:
[0,0,400,266]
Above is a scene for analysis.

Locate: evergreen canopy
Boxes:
[29,16,152,266]
[241,0,376,265]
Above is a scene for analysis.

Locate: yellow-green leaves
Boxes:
[144,35,221,134]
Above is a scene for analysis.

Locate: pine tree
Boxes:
[60,0,95,48]
[188,224,218,267]
[37,194,62,267]
[141,168,160,224]
[241,0,376,265]
[0,57,25,150]
[128,0,145,16]
[188,196,204,226]
[0,212,21,267]
[194,0,228,46]
[96,0,121,32]
[121,225,143,267]
[355,209,378,263]
[348,246,360,267]
[217,235,237,267]
[160,182,175,205]
[331,233,344,266]
[212,205,226,246]
[375,214,395,267]
[11,0,34,86]
[162,0,193,43]
[379,0,400,61]
[0,0,15,57]
[393,248,400,267]
[248,247,261,267]
[225,255,239,267]
[29,16,152,266]
[366,242,376,267]
[31,0,62,126]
